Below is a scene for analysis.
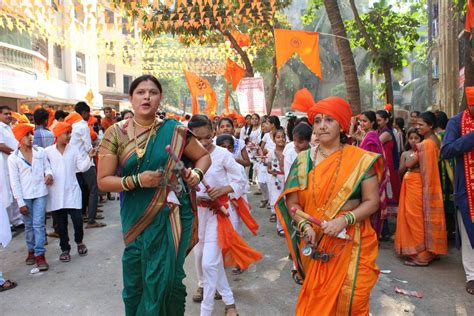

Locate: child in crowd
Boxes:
[266,127,286,236]
[8,124,52,271]
[217,117,251,167]
[45,122,94,262]
[283,122,313,181]
[189,115,260,316]
[399,128,423,176]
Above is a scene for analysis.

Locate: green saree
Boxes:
[437,131,456,236]
[100,118,196,316]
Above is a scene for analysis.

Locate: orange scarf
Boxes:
[461,109,474,221]
[231,197,259,236]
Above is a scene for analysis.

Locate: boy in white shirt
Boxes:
[46,122,94,262]
[8,123,53,271]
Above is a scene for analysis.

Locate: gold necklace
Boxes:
[311,145,344,214]
[133,118,155,129]
[134,119,155,159]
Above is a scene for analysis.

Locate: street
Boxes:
[1,186,473,316]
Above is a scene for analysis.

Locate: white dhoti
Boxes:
[194,205,235,316]
[458,211,474,282]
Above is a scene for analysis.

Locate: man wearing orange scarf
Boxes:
[101,107,116,131]
[441,87,474,295]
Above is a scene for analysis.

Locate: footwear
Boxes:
[85,222,106,229]
[277,229,285,237]
[192,287,203,303]
[95,214,105,220]
[14,223,25,230]
[35,254,49,271]
[231,266,245,275]
[214,291,222,300]
[107,195,116,201]
[59,251,71,262]
[225,304,239,316]
[466,280,474,295]
[269,214,276,223]
[77,244,88,256]
[253,191,262,196]
[259,200,268,208]
[291,270,303,285]
[97,209,104,213]
[25,251,35,265]
[403,260,429,267]
[0,280,17,292]
[47,231,59,238]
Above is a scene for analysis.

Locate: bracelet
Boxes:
[132,174,141,189]
[297,219,310,232]
[137,173,143,188]
[121,176,131,191]
[344,211,356,226]
[193,168,204,182]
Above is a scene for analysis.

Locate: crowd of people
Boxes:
[0,74,473,316]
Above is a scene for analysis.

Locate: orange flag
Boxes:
[466,0,474,32]
[274,29,323,79]
[223,58,246,113]
[184,70,218,115]
[85,89,94,105]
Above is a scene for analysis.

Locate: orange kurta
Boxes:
[276,146,382,316]
[101,117,116,131]
[395,139,447,263]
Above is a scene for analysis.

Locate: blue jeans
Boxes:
[22,196,47,256]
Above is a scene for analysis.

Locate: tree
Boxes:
[305,0,362,113]
[346,0,420,106]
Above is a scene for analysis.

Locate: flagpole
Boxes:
[318,32,350,41]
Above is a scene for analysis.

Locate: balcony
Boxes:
[0,42,47,74]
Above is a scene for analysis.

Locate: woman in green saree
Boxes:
[97,75,211,316]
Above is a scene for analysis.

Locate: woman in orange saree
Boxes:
[276,96,383,315]
[395,111,448,266]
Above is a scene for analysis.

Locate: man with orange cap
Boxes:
[441,87,474,295]
[45,122,94,262]
[67,102,103,228]
[8,123,53,271]
[0,105,23,230]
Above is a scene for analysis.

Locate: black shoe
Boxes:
[14,224,25,230]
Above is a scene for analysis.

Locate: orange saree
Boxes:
[276,145,383,316]
[395,139,447,263]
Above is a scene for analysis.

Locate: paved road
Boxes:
[1,186,473,315]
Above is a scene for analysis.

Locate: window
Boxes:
[123,75,133,94]
[76,53,85,73]
[106,64,115,87]
[51,0,60,11]
[122,17,133,35]
[105,9,114,24]
[53,44,62,69]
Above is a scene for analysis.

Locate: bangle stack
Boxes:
[343,211,356,226]
[297,219,310,233]
[121,176,131,191]
[193,168,204,182]
[121,174,143,192]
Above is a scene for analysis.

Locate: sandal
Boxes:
[0,280,17,292]
[259,200,268,208]
[232,266,245,275]
[277,229,285,237]
[192,287,203,303]
[214,291,222,300]
[85,222,106,229]
[269,214,276,223]
[291,270,303,285]
[78,244,88,256]
[225,304,239,316]
[95,214,105,220]
[59,251,71,262]
[404,260,429,267]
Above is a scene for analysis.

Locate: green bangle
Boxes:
[298,219,309,232]
[121,176,130,191]
[193,168,204,182]
[132,174,140,189]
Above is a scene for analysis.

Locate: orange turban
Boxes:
[11,112,30,124]
[309,96,352,133]
[53,122,72,138]
[291,88,316,114]
[12,123,34,142]
[65,112,83,125]
[466,86,474,106]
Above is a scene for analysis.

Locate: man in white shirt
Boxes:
[67,102,104,228]
[0,105,23,229]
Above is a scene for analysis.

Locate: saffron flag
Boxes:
[274,29,322,79]
[85,89,94,105]
[184,70,218,115]
[223,58,246,112]
[466,0,474,32]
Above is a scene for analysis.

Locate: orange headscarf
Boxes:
[64,112,83,125]
[12,123,34,142]
[466,86,474,106]
[53,122,72,138]
[310,97,352,133]
[11,112,30,124]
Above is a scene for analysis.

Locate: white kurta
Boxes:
[267,149,284,231]
[45,144,92,212]
[0,197,12,247]
[283,142,297,181]
[0,122,18,208]
[69,120,93,171]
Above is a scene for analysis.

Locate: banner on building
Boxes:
[236,77,266,115]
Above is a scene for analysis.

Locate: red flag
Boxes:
[466,0,474,32]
